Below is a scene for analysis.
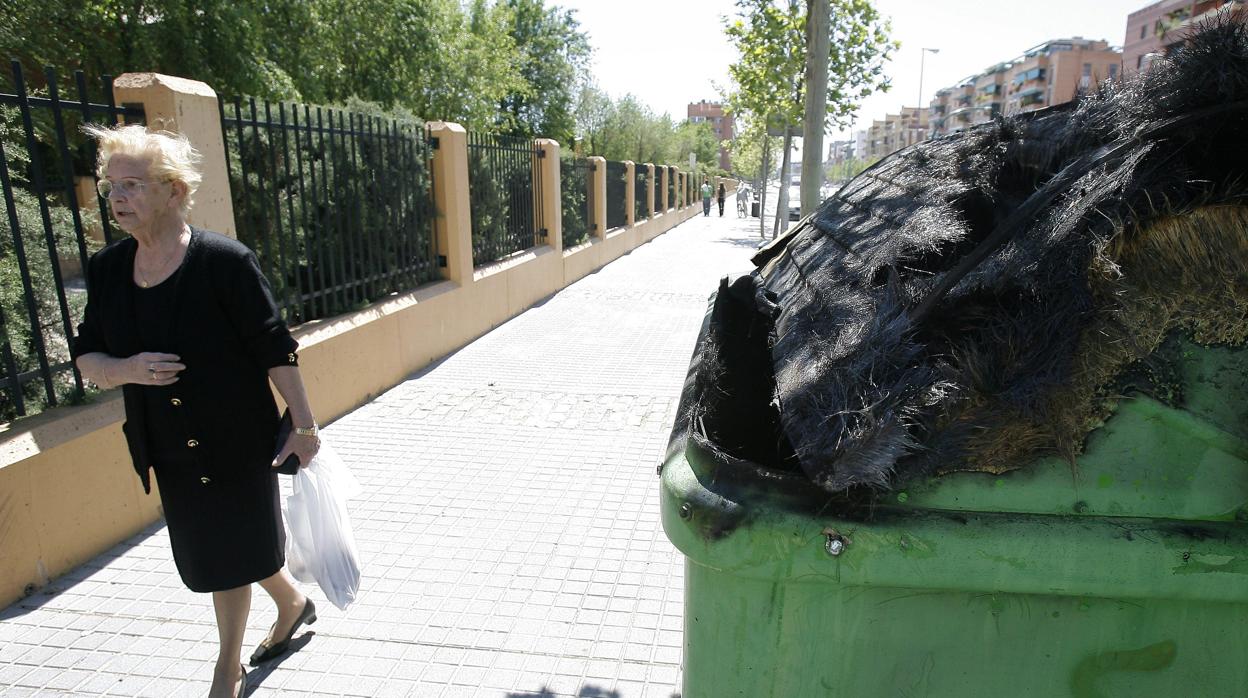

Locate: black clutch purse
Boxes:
[273,409,301,475]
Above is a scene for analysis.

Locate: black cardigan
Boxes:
[72,228,299,493]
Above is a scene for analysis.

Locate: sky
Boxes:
[555,0,1150,142]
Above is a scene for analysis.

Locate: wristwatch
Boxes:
[294,423,319,437]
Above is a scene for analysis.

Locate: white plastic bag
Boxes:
[283,440,363,610]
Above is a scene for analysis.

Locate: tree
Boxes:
[573,80,613,155]
[724,0,895,236]
[499,0,591,144]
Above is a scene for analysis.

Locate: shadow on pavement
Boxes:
[0,520,167,620]
[242,633,316,696]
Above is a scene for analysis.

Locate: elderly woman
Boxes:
[72,125,319,698]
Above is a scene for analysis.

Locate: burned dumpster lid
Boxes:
[735,19,1248,496]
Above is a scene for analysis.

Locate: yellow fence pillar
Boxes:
[535,139,562,252]
[112,73,235,238]
[428,122,474,286]
[624,161,636,227]
[589,156,607,239]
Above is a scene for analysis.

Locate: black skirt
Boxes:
[136,271,285,592]
[150,445,285,592]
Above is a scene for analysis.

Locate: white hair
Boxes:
[83,123,203,215]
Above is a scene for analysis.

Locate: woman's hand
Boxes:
[272,431,320,471]
[122,352,186,386]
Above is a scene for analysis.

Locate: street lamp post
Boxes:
[918,47,940,112]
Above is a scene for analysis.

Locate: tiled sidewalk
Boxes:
[0,210,765,697]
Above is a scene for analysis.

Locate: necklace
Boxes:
[136,228,189,288]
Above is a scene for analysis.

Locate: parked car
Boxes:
[788,185,802,221]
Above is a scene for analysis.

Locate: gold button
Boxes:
[287,353,297,363]
[170,398,182,407]
[200,476,211,484]
[187,439,199,448]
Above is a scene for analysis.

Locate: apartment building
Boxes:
[687,100,735,170]
[863,106,929,160]
[1006,38,1122,114]
[929,38,1122,138]
[1124,0,1243,73]
[826,139,855,165]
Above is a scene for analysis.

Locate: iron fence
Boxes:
[467,131,544,265]
[668,166,676,210]
[654,166,664,211]
[634,165,648,222]
[606,160,627,230]
[560,157,594,248]
[220,98,438,325]
[0,62,144,422]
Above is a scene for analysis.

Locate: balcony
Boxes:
[1011,67,1046,86]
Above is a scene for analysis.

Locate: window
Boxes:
[1109,64,1119,79]
[1082,63,1092,77]
[1138,54,1145,69]
[1012,67,1045,85]
[1140,25,1146,40]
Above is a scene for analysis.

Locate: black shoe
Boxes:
[249,598,317,665]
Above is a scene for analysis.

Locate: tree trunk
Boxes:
[773,129,792,238]
[801,0,829,217]
[759,130,770,238]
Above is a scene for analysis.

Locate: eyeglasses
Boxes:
[96,178,156,199]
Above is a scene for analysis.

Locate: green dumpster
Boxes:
[661,329,1248,697]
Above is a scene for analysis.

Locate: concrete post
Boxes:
[645,164,655,219]
[535,139,562,252]
[427,122,474,286]
[112,73,236,238]
[589,156,607,239]
[624,161,636,227]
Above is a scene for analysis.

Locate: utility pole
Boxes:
[800,0,829,218]
[918,48,940,115]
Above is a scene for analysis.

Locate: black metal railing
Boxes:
[654,166,664,211]
[560,156,594,248]
[668,166,676,210]
[220,98,438,325]
[606,160,627,230]
[467,131,544,266]
[634,165,648,222]
[0,62,144,422]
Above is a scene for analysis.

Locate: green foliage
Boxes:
[724,0,896,131]
[500,0,591,144]
[0,113,99,422]
[466,135,536,265]
[727,113,782,186]
[559,155,591,248]
[2,0,594,136]
[222,100,437,323]
[574,85,727,176]
[824,155,871,184]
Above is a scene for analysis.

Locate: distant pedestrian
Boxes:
[701,179,713,216]
[736,185,750,217]
[717,183,726,217]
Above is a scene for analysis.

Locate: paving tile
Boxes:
[0,212,754,695]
